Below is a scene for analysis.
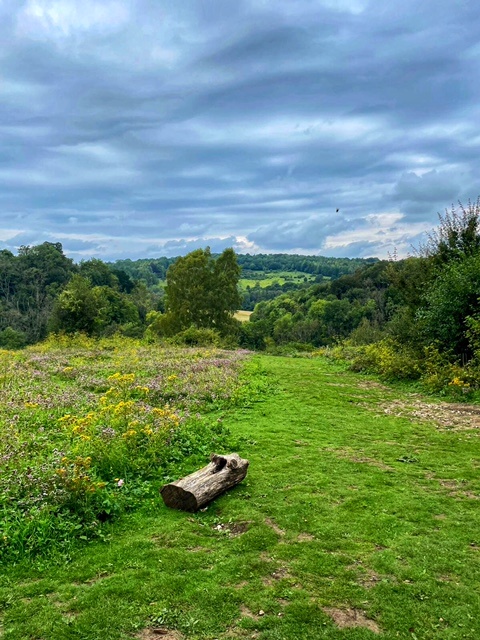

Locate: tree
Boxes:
[79,259,118,288]
[414,197,480,357]
[420,198,480,266]
[15,242,76,342]
[164,248,242,336]
[50,275,98,335]
[417,252,480,357]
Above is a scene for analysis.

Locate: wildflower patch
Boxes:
[0,340,258,561]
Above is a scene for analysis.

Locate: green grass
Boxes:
[1,354,480,639]
[239,271,316,289]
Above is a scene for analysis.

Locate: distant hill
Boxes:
[112,253,378,310]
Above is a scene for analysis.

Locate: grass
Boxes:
[239,271,316,289]
[234,310,252,323]
[1,353,480,639]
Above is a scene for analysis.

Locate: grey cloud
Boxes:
[248,214,363,251]
[148,236,242,258]
[0,0,479,260]
[392,170,462,218]
[323,241,383,259]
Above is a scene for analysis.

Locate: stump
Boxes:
[160,453,249,512]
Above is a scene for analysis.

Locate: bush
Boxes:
[349,318,385,345]
[348,339,421,381]
[171,326,221,347]
[0,327,27,349]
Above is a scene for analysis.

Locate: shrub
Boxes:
[348,339,421,380]
[0,327,26,349]
[171,327,221,347]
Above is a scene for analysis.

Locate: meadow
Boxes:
[0,335,264,561]
[1,342,480,639]
[239,271,317,289]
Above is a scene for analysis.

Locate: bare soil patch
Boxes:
[262,565,291,586]
[357,380,391,391]
[212,521,250,537]
[265,518,285,536]
[323,607,381,633]
[425,473,479,500]
[297,533,315,542]
[379,397,480,431]
[234,580,249,589]
[136,629,183,640]
[239,605,261,620]
[358,569,383,589]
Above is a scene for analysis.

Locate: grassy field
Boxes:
[239,271,316,289]
[234,310,252,323]
[1,350,480,639]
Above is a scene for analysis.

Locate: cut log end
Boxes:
[161,452,249,512]
[160,484,198,512]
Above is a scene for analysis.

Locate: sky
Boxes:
[1,0,479,261]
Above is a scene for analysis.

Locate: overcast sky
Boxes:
[1,0,479,261]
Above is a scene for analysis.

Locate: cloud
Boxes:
[0,0,479,261]
[248,214,357,251]
[17,0,130,40]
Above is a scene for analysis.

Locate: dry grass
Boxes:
[234,310,252,323]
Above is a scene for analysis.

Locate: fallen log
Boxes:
[160,453,249,512]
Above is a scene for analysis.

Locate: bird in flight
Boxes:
[336,208,339,213]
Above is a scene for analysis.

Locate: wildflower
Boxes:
[117,479,124,487]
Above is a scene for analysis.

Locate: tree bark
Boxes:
[160,453,249,512]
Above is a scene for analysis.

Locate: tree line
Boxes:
[0,245,244,347]
[112,253,376,286]
[0,245,376,348]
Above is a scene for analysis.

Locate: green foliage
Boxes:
[50,274,98,334]
[164,247,242,337]
[417,252,480,357]
[51,276,142,337]
[0,327,26,349]
[347,339,422,381]
[0,243,77,344]
[246,262,388,350]
[171,326,221,347]
[348,317,385,345]
[420,197,480,265]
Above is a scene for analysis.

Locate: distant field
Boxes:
[239,270,316,289]
[234,310,252,322]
